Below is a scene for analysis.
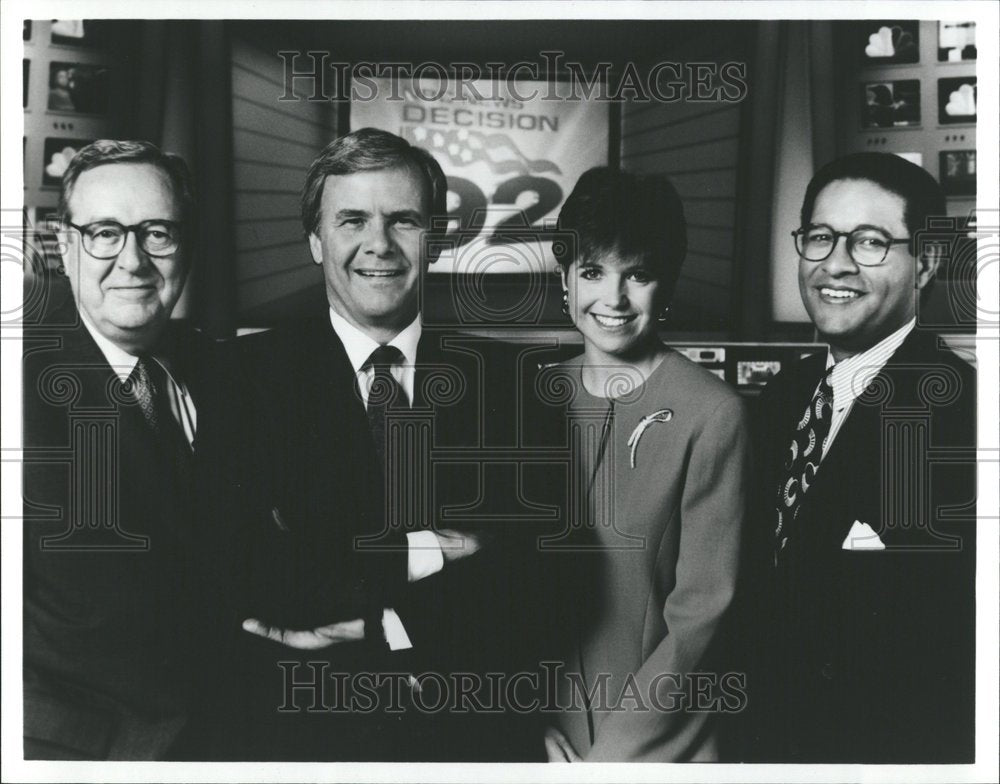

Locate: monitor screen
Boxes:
[351,76,610,274]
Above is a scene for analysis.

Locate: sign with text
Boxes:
[351,77,609,273]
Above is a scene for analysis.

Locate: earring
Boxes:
[561,290,570,316]
[657,306,670,322]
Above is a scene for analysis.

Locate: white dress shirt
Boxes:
[822,318,916,453]
[328,308,445,649]
[80,313,197,448]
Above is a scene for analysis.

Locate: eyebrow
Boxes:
[334,209,370,221]
[386,209,425,223]
[808,222,893,233]
[72,216,179,226]
[333,208,425,222]
[579,258,653,272]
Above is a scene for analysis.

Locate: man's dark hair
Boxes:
[555,167,688,303]
[301,127,448,236]
[801,152,946,238]
[800,152,947,304]
[58,139,196,232]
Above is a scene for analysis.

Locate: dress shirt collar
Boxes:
[78,310,179,385]
[328,307,422,371]
[825,318,915,411]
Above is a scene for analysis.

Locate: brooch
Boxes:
[626,409,674,468]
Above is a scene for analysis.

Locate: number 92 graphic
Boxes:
[445,175,564,247]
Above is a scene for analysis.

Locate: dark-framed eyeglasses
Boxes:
[65,219,182,259]
[791,224,911,267]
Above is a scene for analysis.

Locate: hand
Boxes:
[242,617,364,650]
[433,528,489,563]
[544,726,582,762]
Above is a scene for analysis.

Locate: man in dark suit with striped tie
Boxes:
[22,140,220,759]
[739,153,976,763]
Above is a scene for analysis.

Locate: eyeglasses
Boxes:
[65,220,182,259]
[791,224,910,267]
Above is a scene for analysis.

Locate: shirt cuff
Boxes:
[407,530,444,582]
[382,608,413,651]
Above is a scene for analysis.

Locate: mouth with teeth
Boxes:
[817,286,863,303]
[355,269,404,279]
[591,313,637,329]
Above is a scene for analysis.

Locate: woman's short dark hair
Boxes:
[301,127,448,236]
[555,167,688,301]
[58,139,196,232]
[800,152,946,242]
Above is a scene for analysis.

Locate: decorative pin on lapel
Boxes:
[627,409,674,468]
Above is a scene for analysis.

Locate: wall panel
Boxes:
[230,35,337,321]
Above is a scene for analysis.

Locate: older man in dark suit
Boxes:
[741,152,976,763]
[219,128,552,761]
[22,140,221,759]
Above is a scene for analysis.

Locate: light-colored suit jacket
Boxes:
[552,350,750,761]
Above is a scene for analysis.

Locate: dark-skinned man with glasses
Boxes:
[731,152,976,763]
[22,140,223,759]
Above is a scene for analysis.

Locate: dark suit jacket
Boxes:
[739,328,976,763]
[22,301,222,760]
[213,317,558,761]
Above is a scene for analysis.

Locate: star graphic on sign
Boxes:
[457,129,469,140]
[413,127,428,141]
[432,133,444,147]
[460,149,473,163]
[448,143,460,155]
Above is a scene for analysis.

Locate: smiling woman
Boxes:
[544,168,751,762]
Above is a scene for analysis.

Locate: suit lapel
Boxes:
[313,319,374,464]
[795,391,881,552]
[793,330,935,550]
[55,309,192,542]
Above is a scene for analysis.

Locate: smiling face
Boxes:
[63,162,188,353]
[309,166,429,342]
[798,178,937,360]
[562,249,664,365]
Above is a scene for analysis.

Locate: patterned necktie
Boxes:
[128,355,193,478]
[362,345,407,475]
[774,368,834,564]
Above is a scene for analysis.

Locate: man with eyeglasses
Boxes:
[736,152,976,763]
[22,140,219,759]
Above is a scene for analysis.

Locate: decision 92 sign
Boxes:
[351,77,610,274]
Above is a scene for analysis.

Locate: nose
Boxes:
[363,219,394,257]
[600,274,630,309]
[820,234,860,276]
[115,229,150,273]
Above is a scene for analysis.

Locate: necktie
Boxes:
[360,345,407,654]
[774,368,833,563]
[128,355,193,479]
[362,344,407,475]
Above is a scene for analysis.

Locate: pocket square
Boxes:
[842,520,885,550]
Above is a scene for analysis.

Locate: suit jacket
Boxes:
[213,316,555,761]
[22,301,222,760]
[741,328,977,763]
[551,351,750,762]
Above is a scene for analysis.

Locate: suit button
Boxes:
[820,662,835,680]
